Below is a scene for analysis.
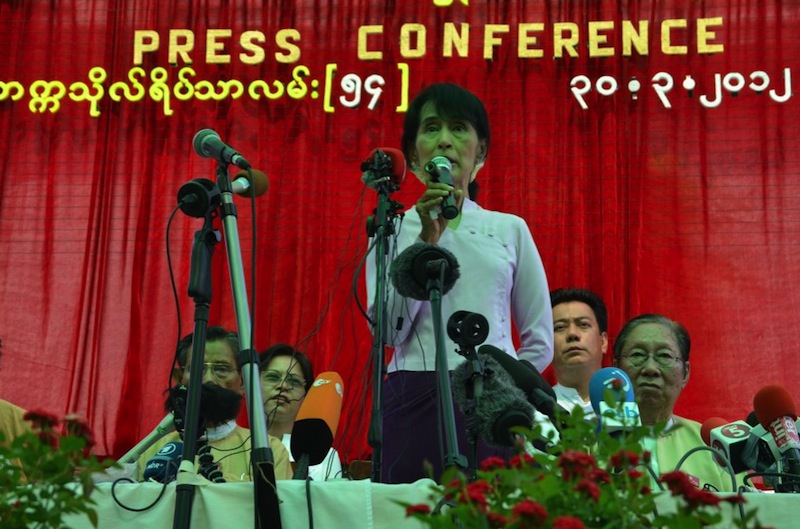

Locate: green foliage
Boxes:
[401,393,765,529]
[0,411,114,529]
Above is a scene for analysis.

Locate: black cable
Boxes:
[110,476,171,512]
[304,477,314,529]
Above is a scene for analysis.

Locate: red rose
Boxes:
[574,479,601,502]
[458,480,492,506]
[480,456,507,471]
[557,450,596,480]
[23,409,60,430]
[553,515,586,529]
[511,498,548,524]
[405,504,431,516]
[509,453,535,468]
[487,512,509,528]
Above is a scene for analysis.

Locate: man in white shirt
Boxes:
[550,288,609,419]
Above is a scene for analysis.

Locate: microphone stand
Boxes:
[365,178,403,482]
[214,163,281,529]
[173,212,218,529]
[448,312,489,482]
[459,347,484,482]
[171,163,281,529]
[426,262,467,475]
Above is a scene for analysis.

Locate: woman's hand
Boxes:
[415,182,462,244]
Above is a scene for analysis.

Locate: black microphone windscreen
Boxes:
[451,351,534,447]
[480,345,557,414]
[291,419,332,466]
[389,243,460,300]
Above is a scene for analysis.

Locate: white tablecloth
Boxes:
[64,476,436,529]
[62,476,798,529]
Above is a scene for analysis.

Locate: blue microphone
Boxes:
[589,368,641,434]
[143,441,183,483]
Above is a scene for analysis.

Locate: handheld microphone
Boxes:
[143,441,183,483]
[193,128,251,169]
[478,344,560,423]
[389,243,460,300]
[424,156,458,220]
[291,372,344,475]
[231,169,269,197]
[753,385,800,483]
[451,349,535,448]
[700,417,753,474]
[588,368,641,434]
[361,148,406,192]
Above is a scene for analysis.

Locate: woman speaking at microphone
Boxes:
[365,83,553,483]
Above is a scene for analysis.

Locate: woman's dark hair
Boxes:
[258,343,314,392]
[401,83,490,201]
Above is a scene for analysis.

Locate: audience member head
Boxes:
[174,326,242,393]
[259,344,314,436]
[401,82,490,201]
[550,287,608,399]
[613,314,690,426]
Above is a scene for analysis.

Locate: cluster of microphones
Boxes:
[450,339,800,493]
[451,348,642,450]
[701,385,800,492]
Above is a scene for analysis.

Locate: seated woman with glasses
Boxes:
[259,344,343,480]
[613,314,733,492]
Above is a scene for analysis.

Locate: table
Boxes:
[62,477,798,529]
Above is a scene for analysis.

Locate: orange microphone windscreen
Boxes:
[291,372,344,465]
[233,168,269,197]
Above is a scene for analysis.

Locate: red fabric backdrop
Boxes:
[0,0,798,463]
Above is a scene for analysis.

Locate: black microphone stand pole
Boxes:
[427,263,467,475]
[449,311,489,481]
[173,212,218,529]
[366,178,402,482]
[214,162,282,529]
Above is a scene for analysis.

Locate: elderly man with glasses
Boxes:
[259,344,343,480]
[137,326,292,482]
[614,314,732,492]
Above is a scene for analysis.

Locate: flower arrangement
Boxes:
[0,409,113,529]
[403,390,767,529]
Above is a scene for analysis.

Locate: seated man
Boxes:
[551,287,609,419]
[0,398,31,445]
[259,344,343,480]
[613,314,732,491]
[138,326,292,482]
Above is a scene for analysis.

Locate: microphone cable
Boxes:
[674,445,747,525]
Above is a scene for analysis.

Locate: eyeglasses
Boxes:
[261,370,306,391]
[622,351,682,369]
[184,362,237,380]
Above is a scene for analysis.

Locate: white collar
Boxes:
[203,419,237,442]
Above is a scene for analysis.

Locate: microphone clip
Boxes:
[361,149,400,193]
[447,311,490,357]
